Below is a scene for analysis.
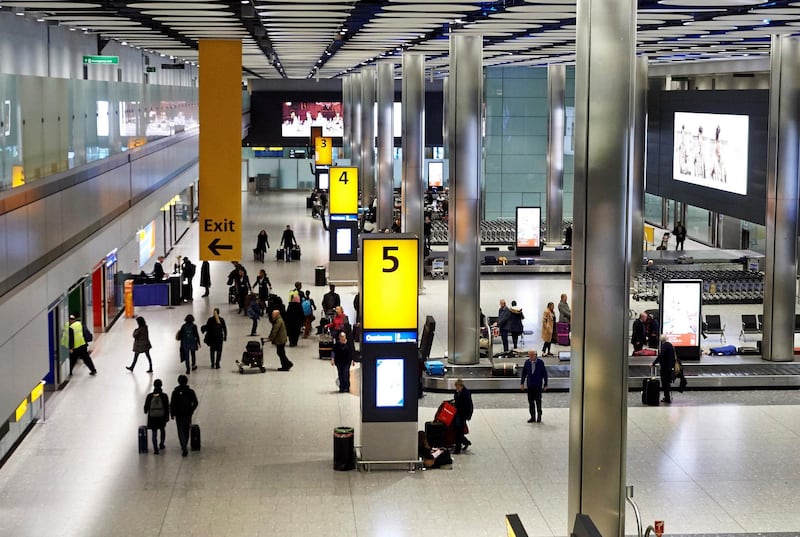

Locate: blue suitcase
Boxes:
[709,344,737,356]
[424,360,446,376]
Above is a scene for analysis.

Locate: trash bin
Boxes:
[168,275,182,306]
[315,265,327,286]
[333,426,355,471]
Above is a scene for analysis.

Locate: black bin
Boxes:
[168,275,182,306]
[315,265,327,286]
[333,426,355,471]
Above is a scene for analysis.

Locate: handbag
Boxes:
[435,401,457,427]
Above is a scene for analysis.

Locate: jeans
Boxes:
[151,427,165,450]
[527,387,543,420]
[209,345,222,367]
[175,415,192,452]
[250,318,258,335]
[335,361,351,392]
[130,351,152,371]
[180,347,196,373]
[275,344,292,369]
[500,329,510,352]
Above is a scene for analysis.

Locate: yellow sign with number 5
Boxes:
[362,236,418,330]
[329,167,359,215]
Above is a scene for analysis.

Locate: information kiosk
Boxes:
[359,234,420,468]
[659,279,702,360]
[329,166,360,264]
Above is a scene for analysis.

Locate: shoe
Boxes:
[278,367,289,371]
[527,418,535,423]
[215,364,221,369]
[146,369,153,373]
[182,449,188,457]
[89,371,97,376]
[191,365,197,371]
[159,443,165,449]
[661,398,672,404]
[126,366,133,371]
[453,448,461,455]
[250,333,258,336]
[201,293,209,297]
[537,415,542,423]
[462,439,471,451]
[153,449,159,455]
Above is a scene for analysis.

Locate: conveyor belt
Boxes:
[423,360,800,392]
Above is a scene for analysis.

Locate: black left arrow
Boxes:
[208,238,233,256]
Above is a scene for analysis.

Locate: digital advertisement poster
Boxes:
[282,101,343,137]
[375,358,404,408]
[516,207,541,249]
[661,280,702,347]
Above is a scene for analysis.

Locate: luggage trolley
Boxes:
[430,258,445,279]
[236,340,267,373]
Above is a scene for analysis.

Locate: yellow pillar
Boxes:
[199,40,242,261]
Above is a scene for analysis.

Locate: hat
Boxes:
[69,314,76,321]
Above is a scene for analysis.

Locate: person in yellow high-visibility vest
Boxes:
[61,315,97,376]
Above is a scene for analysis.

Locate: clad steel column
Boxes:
[546,64,565,245]
[342,75,351,160]
[351,71,362,169]
[442,76,449,159]
[402,52,425,294]
[361,66,376,209]
[447,34,482,366]
[376,61,395,231]
[630,56,648,277]
[567,0,635,534]
[763,35,800,363]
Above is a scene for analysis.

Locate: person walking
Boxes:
[279,224,297,262]
[520,350,548,423]
[672,221,687,251]
[62,314,97,376]
[651,335,676,403]
[541,302,556,356]
[452,379,474,454]
[201,308,227,369]
[267,310,293,371]
[247,292,262,336]
[302,290,316,338]
[496,299,511,353]
[199,260,211,297]
[235,266,251,315]
[255,229,270,262]
[177,314,201,373]
[254,269,272,314]
[507,301,525,349]
[331,331,353,392]
[181,257,196,301]
[143,379,169,454]
[285,293,304,346]
[170,375,198,457]
[127,316,153,372]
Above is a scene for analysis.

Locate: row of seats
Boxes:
[632,268,764,305]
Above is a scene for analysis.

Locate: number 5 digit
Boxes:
[382,246,399,272]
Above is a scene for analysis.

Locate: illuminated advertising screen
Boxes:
[660,280,702,347]
[516,207,541,249]
[282,101,343,137]
[427,161,443,188]
[138,221,156,268]
[318,171,329,190]
[375,358,405,408]
[673,112,749,195]
[335,228,352,255]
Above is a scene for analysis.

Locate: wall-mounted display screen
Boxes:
[428,161,443,188]
[516,207,541,249]
[660,280,702,347]
[282,101,343,137]
[335,228,352,255]
[375,358,404,408]
[673,112,749,195]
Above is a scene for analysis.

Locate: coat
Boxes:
[199,261,211,288]
[541,308,555,343]
[653,340,676,382]
[453,387,474,421]
[558,301,571,323]
[497,306,511,330]
[132,325,152,353]
[201,315,227,348]
[268,315,288,345]
[507,307,524,334]
[144,391,170,430]
[256,232,270,252]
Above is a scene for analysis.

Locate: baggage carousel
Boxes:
[422,354,800,392]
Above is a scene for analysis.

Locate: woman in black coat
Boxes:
[285,295,304,347]
[255,230,270,261]
[452,378,474,454]
[331,331,353,392]
[201,308,227,369]
[144,379,170,454]
[199,260,211,297]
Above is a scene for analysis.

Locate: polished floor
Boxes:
[0,191,799,537]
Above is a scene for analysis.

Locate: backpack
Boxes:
[83,324,94,342]
[182,323,195,341]
[302,299,312,316]
[185,263,196,279]
[149,394,165,418]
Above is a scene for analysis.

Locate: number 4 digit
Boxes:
[338,170,348,184]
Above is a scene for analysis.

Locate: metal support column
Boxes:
[402,52,425,294]
[342,75,351,160]
[361,66,376,210]
[351,71,362,170]
[442,76,449,160]
[376,61,395,231]
[447,34,482,366]
[568,0,635,535]
[630,56,648,276]
[546,65,566,245]
[763,35,800,362]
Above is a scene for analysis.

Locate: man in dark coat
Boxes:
[199,260,211,297]
[153,256,165,281]
[331,331,353,392]
[452,379,474,454]
[279,225,297,262]
[651,335,676,403]
[321,284,341,315]
[631,312,647,352]
[520,350,548,423]
[495,299,511,353]
[170,375,198,457]
[646,313,660,349]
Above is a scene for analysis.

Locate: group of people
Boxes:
[631,311,660,352]
[142,374,198,456]
[493,294,571,357]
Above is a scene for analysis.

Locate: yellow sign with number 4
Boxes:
[329,167,359,215]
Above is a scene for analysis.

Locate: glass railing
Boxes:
[0,74,199,190]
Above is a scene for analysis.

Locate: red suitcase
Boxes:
[435,401,456,427]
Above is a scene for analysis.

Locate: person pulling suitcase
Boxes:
[170,375,198,457]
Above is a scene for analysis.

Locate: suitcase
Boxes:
[424,360,446,376]
[632,349,657,356]
[425,421,447,448]
[253,248,264,262]
[291,245,301,260]
[277,248,284,261]
[491,361,516,377]
[435,401,457,426]
[306,196,314,209]
[556,322,570,345]
[642,367,660,406]
[190,424,201,451]
[710,344,737,356]
[738,346,760,355]
[319,335,333,359]
[138,426,148,453]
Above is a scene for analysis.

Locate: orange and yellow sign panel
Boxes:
[315,136,332,166]
[362,237,418,330]
[329,167,359,215]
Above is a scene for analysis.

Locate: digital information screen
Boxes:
[673,112,749,195]
[138,220,156,268]
[335,228,352,255]
[375,358,404,408]
[428,161,444,188]
[318,171,329,190]
[281,101,343,138]
[661,280,702,347]
[516,207,541,251]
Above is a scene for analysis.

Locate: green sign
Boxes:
[83,55,119,65]
[145,67,156,73]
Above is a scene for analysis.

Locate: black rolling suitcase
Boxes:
[291,245,301,260]
[190,424,201,451]
[276,248,284,261]
[642,367,660,406]
[425,421,447,448]
[319,335,333,359]
[138,426,148,453]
